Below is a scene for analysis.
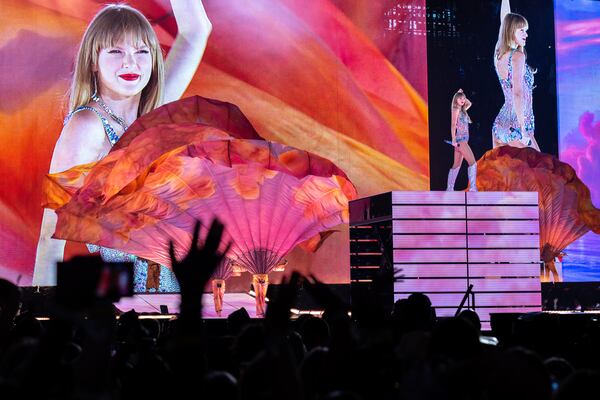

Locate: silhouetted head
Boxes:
[202,371,239,400]
[405,293,435,331]
[300,347,331,399]
[544,357,574,392]
[458,309,481,333]
[322,390,363,400]
[0,279,21,325]
[300,315,330,351]
[430,317,481,363]
[231,323,265,366]
[554,369,600,400]
[227,307,251,336]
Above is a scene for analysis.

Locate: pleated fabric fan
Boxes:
[43,97,357,315]
[477,146,600,282]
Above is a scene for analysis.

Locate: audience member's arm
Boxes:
[167,220,229,392]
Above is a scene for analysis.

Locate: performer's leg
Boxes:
[458,142,476,166]
[446,150,463,191]
[452,148,464,169]
[458,142,477,192]
[467,164,477,192]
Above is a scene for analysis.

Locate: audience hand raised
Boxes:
[169,219,230,311]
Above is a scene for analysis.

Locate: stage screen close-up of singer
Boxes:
[0,0,429,290]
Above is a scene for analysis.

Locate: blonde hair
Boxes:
[68,4,164,116]
[495,12,528,62]
[451,90,471,123]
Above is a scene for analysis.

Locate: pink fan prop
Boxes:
[477,146,600,281]
[48,122,357,316]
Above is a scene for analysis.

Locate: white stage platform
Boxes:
[114,292,261,318]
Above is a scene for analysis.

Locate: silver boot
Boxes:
[468,163,477,192]
[446,167,460,191]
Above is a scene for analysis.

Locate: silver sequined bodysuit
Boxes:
[455,111,470,143]
[492,49,535,144]
[65,107,180,292]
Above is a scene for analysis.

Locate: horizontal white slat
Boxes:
[468,248,540,263]
[393,220,466,234]
[394,292,541,308]
[472,292,541,307]
[467,206,539,219]
[393,234,466,248]
[392,191,465,204]
[468,263,540,277]
[467,234,539,248]
[393,205,465,219]
[393,249,467,263]
[394,278,469,292]
[466,191,538,205]
[393,293,467,308]
[469,278,541,292]
[468,220,540,234]
[395,264,468,278]
[394,278,541,293]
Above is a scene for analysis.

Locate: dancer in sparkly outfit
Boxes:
[33,2,212,291]
[446,89,477,191]
[492,0,540,151]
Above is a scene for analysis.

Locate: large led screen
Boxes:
[0,0,428,288]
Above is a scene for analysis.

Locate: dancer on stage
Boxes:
[492,0,540,151]
[33,2,212,289]
[447,89,477,192]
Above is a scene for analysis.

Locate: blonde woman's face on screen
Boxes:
[95,38,152,98]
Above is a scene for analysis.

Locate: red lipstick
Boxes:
[119,74,140,81]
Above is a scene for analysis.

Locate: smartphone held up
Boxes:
[56,255,134,309]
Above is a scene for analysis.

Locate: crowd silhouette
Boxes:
[1,219,599,399]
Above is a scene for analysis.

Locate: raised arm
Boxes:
[501,0,511,23]
[464,98,472,111]
[163,0,212,103]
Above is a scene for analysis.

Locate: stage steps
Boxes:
[349,191,542,330]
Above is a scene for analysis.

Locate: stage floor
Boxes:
[114,293,261,318]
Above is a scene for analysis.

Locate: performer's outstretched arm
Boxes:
[164,0,213,103]
[501,0,511,22]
